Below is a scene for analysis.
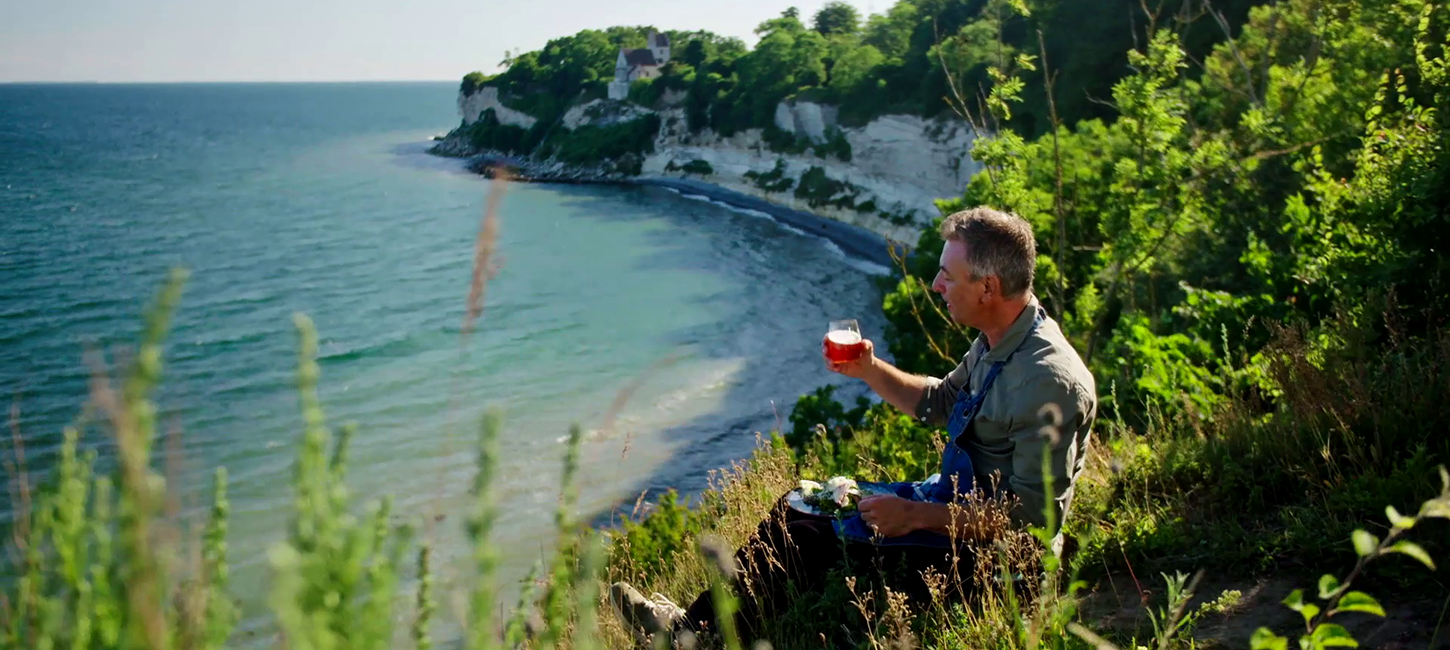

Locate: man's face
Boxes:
[931,239,986,328]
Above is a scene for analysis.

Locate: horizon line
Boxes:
[0,78,462,85]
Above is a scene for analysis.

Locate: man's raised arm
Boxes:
[825,338,970,426]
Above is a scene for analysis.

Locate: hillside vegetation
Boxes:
[454,0,1266,167]
[5,0,1450,649]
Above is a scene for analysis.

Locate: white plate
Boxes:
[785,482,893,517]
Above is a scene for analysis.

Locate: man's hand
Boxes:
[824,338,877,379]
[857,495,917,538]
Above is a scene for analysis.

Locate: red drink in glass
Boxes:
[824,320,865,363]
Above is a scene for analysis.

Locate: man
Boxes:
[610,207,1097,644]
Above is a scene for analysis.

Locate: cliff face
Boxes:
[442,87,982,244]
[458,87,537,128]
[644,101,980,243]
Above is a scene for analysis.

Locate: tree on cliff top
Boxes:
[459,0,1270,137]
[813,1,863,36]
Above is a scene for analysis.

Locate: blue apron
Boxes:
[832,308,1045,547]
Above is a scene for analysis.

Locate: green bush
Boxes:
[743,159,794,192]
[549,115,662,166]
[817,128,852,162]
[625,78,656,106]
[685,160,712,175]
[877,206,915,225]
[665,159,714,176]
[460,71,489,96]
[785,384,870,449]
[466,108,530,154]
[762,125,811,155]
[793,166,861,210]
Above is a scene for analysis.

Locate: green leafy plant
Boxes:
[1251,467,1450,650]
[743,159,795,193]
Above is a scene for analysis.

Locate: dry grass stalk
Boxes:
[463,171,511,341]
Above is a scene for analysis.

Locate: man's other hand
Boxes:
[857,494,916,537]
[824,338,877,379]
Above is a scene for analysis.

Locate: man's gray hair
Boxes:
[938,207,1037,298]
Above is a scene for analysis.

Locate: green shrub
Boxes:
[550,115,662,166]
[665,159,714,176]
[762,125,810,155]
[609,489,705,580]
[786,384,869,450]
[817,128,852,162]
[625,78,656,106]
[460,72,489,96]
[744,159,794,192]
[877,206,915,225]
[793,166,861,210]
[466,109,530,154]
[680,159,713,175]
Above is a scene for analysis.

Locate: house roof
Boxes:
[650,31,670,48]
[622,49,658,67]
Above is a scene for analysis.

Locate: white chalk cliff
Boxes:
[644,100,982,243]
[459,87,538,129]
[452,87,982,243]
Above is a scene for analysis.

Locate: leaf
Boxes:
[1382,540,1437,570]
[1421,497,1450,520]
[1334,591,1385,617]
[1385,506,1415,529]
[1251,628,1289,650]
[1317,574,1341,600]
[1283,589,1320,626]
[1283,588,1306,610]
[1301,603,1322,626]
[1310,623,1359,648]
[1351,530,1379,557]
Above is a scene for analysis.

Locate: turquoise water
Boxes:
[0,82,888,638]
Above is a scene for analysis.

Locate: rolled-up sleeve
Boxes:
[912,359,972,427]
[1005,376,1089,531]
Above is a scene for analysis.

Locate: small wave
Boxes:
[187,329,274,348]
[778,222,809,237]
[712,202,774,221]
[316,331,419,363]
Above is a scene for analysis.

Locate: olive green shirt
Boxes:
[913,297,1097,539]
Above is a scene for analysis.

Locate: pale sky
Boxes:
[1,0,873,83]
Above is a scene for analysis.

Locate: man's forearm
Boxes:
[905,500,1005,543]
[862,359,933,417]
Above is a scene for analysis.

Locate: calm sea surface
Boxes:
[0,82,889,640]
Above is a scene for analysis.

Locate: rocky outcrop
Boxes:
[561,100,655,130]
[459,87,538,128]
[773,100,840,143]
[465,154,628,184]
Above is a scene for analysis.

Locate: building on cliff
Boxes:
[607,31,670,101]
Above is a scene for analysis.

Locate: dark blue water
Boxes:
[0,82,888,638]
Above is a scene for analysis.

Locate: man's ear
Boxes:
[981,275,999,302]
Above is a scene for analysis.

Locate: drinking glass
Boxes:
[823,319,865,363]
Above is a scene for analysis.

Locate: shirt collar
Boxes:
[981,295,1042,363]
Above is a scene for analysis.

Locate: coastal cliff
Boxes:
[431,89,982,247]
[643,99,980,244]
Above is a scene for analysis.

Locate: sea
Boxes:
[0,81,891,641]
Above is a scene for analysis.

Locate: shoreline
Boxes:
[628,177,909,269]
[450,150,911,270]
